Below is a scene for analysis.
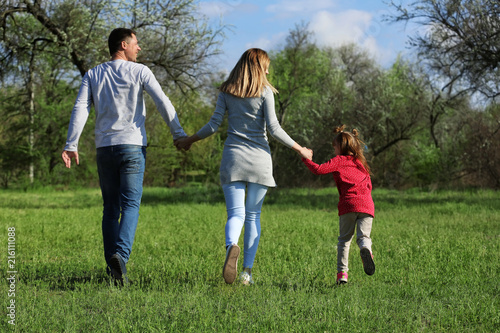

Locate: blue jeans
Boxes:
[222,181,268,268]
[96,145,146,266]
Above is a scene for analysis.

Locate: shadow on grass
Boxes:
[2,186,497,211]
[141,186,226,206]
[372,189,500,211]
[20,260,333,291]
[19,268,225,291]
[20,269,114,291]
[0,189,102,210]
[22,274,339,292]
[141,186,499,211]
[269,280,338,293]
[140,186,337,211]
[18,260,223,291]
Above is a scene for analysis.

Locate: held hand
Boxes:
[62,150,79,168]
[301,147,313,160]
[174,136,192,151]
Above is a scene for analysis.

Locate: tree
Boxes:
[132,1,227,92]
[269,24,347,185]
[1,0,226,88]
[269,23,433,187]
[388,0,500,99]
[460,104,500,188]
[0,0,226,187]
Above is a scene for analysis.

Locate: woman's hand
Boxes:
[301,147,313,160]
[291,143,313,160]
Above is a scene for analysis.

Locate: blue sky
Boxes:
[197,0,417,71]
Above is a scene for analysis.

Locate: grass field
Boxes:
[1,186,499,332]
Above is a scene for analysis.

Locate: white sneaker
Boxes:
[239,271,254,286]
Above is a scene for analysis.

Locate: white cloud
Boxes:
[266,0,338,19]
[310,10,371,45]
[308,9,392,62]
[245,32,288,51]
[197,1,230,17]
[197,1,256,18]
[198,1,409,69]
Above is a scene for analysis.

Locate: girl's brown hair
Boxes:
[219,48,278,98]
[333,125,371,174]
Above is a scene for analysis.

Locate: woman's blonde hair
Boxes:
[333,125,371,175]
[220,48,278,98]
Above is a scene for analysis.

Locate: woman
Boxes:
[176,48,312,285]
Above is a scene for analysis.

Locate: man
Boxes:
[62,28,187,285]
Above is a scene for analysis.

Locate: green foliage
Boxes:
[143,87,225,187]
[389,0,500,99]
[0,75,97,188]
[268,30,432,188]
[459,104,500,188]
[404,142,442,186]
[1,4,500,189]
[0,187,498,331]
[0,0,226,188]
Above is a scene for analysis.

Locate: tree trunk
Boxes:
[28,48,36,185]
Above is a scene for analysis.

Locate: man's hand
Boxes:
[62,150,79,168]
[174,135,197,151]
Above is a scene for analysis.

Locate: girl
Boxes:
[176,49,312,285]
[302,125,375,284]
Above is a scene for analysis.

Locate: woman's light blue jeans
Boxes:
[222,181,268,268]
[96,145,146,266]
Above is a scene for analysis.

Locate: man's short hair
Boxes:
[108,28,136,56]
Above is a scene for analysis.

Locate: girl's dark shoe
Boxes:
[360,248,375,276]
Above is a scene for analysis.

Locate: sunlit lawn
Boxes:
[0,187,499,332]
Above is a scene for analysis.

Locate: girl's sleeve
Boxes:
[302,157,337,175]
[262,87,295,148]
[196,92,227,139]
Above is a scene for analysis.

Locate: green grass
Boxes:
[1,187,499,332]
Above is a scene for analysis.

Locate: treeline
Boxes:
[267,24,500,189]
[1,1,499,189]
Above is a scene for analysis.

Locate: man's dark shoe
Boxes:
[109,253,129,286]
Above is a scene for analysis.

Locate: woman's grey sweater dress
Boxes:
[196,87,295,187]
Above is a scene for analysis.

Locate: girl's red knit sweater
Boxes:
[302,155,374,217]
